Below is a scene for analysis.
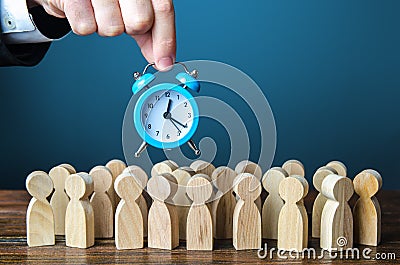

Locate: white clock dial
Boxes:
[140,89,195,143]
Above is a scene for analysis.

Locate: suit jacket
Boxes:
[0,5,70,66]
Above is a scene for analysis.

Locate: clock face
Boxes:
[140,88,195,144]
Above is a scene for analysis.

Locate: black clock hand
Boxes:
[166,99,172,113]
[169,119,181,133]
[170,117,187,128]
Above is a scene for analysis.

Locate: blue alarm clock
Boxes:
[131,62,201,157]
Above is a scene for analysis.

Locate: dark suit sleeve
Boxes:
[0,5,70,67]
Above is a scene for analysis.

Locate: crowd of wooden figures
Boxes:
[26,159,382,252]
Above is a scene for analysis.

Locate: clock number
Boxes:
[165,92,170,97]
[148,103,153,109]
[155,95,160,101]
[148,124,151,129]
[156,130,160,136]
[177,94,180,100]
[144,113,148,118]
[188,112,192,118]
[166,134,170,139]
[184,102,188,107]
[177,131,181,136]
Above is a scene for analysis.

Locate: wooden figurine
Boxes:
[151,160,179,178]
[123,165,148,236]
[234,160,262,179]
[49,164,75,235]
[114,172,147,249]
[171,167,195,240]
[234,160,262,210]
[105,159,127,210]
[277,175,308,252]
[89,166,114,238]
[311,166,338,238]
[320,174,354,251]
[211,166,237,239]
[26,171,55,247]
[233,173,262,250]
[147,173,179,250]
[186,174,214,250]
[282,159,305,177]
[326,160,347,177]
[190,160,217,220]
[353,169,382,246]
[58,163,76,174]
[190,160,216,177]
[261,167,288,239]
[65,173,95,248]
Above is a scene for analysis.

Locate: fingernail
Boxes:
[157,57,174,71]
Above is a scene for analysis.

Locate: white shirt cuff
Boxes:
[1,0,53,44]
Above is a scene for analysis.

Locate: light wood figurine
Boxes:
[326,160,347,177]
[277,175,308,252]
[353,169,382,246]
[233,173,262,250]
[65,173,95,248]
[151,160,179,178]
[172,167,195,240]
[114,172,147,249]
[147,173,179,250]
[186,174,214,250]
[320,174,354,251]
[105,159,127,210]
[49,164,75,235]
[123,165,148,236]
[26,171,55,247]
[89,166,114,238]
[190,160,216,177]
[311,166,338,238]
[211,166,237,239]
[234,160,262,210]
[282,159,305,177]
[261,167,288,239]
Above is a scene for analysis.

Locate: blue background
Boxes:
[0,0,399,189]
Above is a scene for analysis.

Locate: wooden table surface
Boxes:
[0,190,399,264]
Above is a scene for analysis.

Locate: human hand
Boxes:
[29,0,176,70]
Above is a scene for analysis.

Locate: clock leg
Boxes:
[135,141,148,157]
[188,139,201,156]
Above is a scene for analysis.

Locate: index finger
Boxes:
[151,0,176,70]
